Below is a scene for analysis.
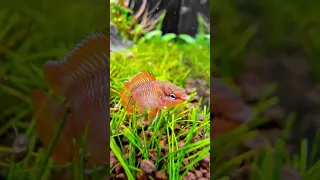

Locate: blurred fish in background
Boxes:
[29,23,135,174]
[30,30,110,173]
[211,76,253,136]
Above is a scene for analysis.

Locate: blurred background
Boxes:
[0,0,107,179]
[2,0,319,179]
[212,0,320,179]
[110,0,210,180]
[0,0,210,179]
[119,0,210,36]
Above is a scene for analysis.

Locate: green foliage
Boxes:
[250,115,320,180]
[211,93,279,179]
[0,0,107,179]
[110,36,210,101]
[110,1,210,49]
[110,1,166,43]
[211,78,320,179]
[211,0,320,82]
[110,28,210,179]
[110,2,136,39]
[212,1,320,179]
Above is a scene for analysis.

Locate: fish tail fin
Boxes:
[44,30,109,96]
[119,90,133,113]
[30,89,71,164]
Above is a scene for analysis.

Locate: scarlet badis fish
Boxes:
[211,76,252,136]
[30,29,110,174]
[119,72,189,125]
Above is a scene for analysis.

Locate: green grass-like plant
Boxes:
[0,0,107,179]
[110,33,210,179]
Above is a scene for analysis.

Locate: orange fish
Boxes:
[30,30,109,173]
[211,77,252,136]
[119,72,189,124]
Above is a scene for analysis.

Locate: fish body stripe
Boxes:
[68,54,108,117]
[131,81,169,110]
[70,69,107,115]
[146,84,155,108]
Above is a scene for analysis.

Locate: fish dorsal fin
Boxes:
[124,72,156,91]
[44,29,109,96]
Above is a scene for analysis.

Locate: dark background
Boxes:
[128,0,210,36]
[211,0,320,168]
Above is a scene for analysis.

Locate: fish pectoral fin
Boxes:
[148,109,159,125]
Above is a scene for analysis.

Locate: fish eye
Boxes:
[169,94,177,100]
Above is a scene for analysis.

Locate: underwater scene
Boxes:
[0,0,319,180]
[0,0,210,180]
[0,0,109,179]
[110,0,210,179]
[212,0,320,180]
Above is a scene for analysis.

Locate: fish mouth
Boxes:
[182,95,189,101]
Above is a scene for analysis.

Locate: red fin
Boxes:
[124,72,156,92]
[211,77,252,124]
[148,109,159,123]
[30,89,72,164]
[44,30,109,96]
[211,116,241,136]
[120,90,133,113]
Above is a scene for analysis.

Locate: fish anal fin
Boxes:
[124,72,156,91]
[148,109,159,124]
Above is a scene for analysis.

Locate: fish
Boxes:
[211,76,252,136]
[119,72,189,125]
[30,29,110,173]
